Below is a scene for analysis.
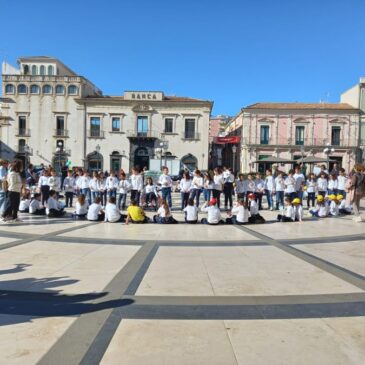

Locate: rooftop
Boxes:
[244,102,358,111]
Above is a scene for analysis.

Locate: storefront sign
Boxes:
[214,136,241,144]
[125,91,163,101]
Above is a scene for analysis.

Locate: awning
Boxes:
[214,136,241,144]
[254,156,294,164]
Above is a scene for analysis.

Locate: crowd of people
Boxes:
[0,159,364,225]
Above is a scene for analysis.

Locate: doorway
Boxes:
[134,147,149,170]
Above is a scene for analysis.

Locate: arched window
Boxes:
[31,65,37,75]
[55,85,65,94]
[23,65,29,74]
[48,65,54,75]
[40,65,45,75]
[181,154,197,171]
[17,84,28,94]
[68,85,78,95]
[18,139,26,153]
[42,84,52,94]
[30,85,40,94]
[5,84,15,94]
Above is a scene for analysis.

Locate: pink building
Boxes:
[227,103,361,173]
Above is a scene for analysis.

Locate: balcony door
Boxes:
[260,125,269,144]
[137,116,148,136]
[56,116,65,135]
[295,126,305,145]
[331,127,341,146]
[18,116,26,135]
[185,119,195,139]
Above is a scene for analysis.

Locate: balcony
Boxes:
[15,128,31,137]
[181,132,201,140]
[126,130,160,139]
[52,146,71,155]
[53,129,69,137]
[243,137,359,148]
[16,146,33,155]
[87,130,105,139]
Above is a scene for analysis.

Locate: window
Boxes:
[184,119,195,139]
[48,65,54,75]
[43,84,52,94]
[56,116,65,135]
[260,125,270,144]
[55,85,65,94]
[68,85,78,95]
[23,65,29,74]
[112,117,121,132]
[137,116,148,136]
[18,139,26,153]
[5,84,15,94]
[331,127,341,146]
[31,65,37,75]
[295,126,305,145]
[56,140,64,149]
[40,65,45,75]
[17,84,27,94]
[90,117,101,137]
[18,116,26,133]
[164,118,173,133]
[30,84,40,94]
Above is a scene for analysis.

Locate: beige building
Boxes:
[0,56,213,173]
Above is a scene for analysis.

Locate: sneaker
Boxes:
[270,207,273,211]
[354,216,363,223]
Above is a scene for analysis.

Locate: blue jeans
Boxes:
[91,191,99,203]
[190,189,202,207]
[265,189,273,209]
[328,189,337,195]
[81,188,91,205]
[0,191,5,214]
[181,192,189,210]
[203,189,211,202]
[161,187,172,207]
[118,193,127,209]
[337,189,346,198]
[108,189,117,199]
[275,191,284,210]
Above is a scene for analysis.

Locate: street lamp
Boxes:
[323,143,335,171]
[95,144,101,171]
[24,144,30,173]
[56,141,63,175]
[232,145,237,172]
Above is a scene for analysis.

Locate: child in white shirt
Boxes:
[74,194,89,219]
[247,193,265,224]
[277,197,295,222]
[309,195,328,218]
[118,172,131,210]
[46,190,65,217]
[153,199,177,224]
[180,171,192,210]
[317,173,328,197]
[184,198,198,224]
[235,174,246,200]
[104,196,125,223]
[19,192,31,213]
[63,170,76,208]
[29,193,45,215]
[229,199,249,224]
[87,197,104,221]
[144,176,158,209]
[201,198,223,225]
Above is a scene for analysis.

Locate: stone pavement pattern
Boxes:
[0,196,364,364]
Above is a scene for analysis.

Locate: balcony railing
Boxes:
[243,137,358,147]
[87,130,105,138]
[3,75,83,83]
[52,146,71,155]
[16,146,33,155]
[181,132,201,140]
[15,128,31,137]
[126,130,160,139]
[53,129,69,137]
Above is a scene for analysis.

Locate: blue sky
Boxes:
[1,0,364,115]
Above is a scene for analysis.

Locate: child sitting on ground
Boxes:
[126,199,150,224]
[184,198,198,224]
[337,194,351,215]
[201,198,224,225]
[46,190,65,217]
[328,194,339,217]
[29,193,46,215]
[227,199,249,225]
[19,191,31,213]
[309,195,328,218]
[293,198,303,222]
[153,199,178,224]
[74,194,89,219]
[277,197,295,222]
[87,196,105,221]
[104,196,126,223]
[144,177,158,209]
[247,193,265,223]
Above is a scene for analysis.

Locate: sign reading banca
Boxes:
[124,91,164,101]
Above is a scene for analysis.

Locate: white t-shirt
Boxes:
[264,175,274,191]
[63,177,75,192]
[180,179,192,192]
[19,199,30,211]
[104,203,121,222]
[77,176,90,189]
[75,201,89,215]
[293,173,305,191]
[306,179,316,193]
[184,205,198,221]
[231,205,249,223]
[285,205,296,220]
[159,174,173,188]
[328,179,338,190]
[46,197,61,214]
[201,204,221,224]
[329,201,339,216]
[29,199,42,213]
[337,175,346,190]
[87,203,103,220]
[246,180,256,192]
[295,205,303,221]
[235,180,246,194]
[213,175,224,191]
[317,178,328,192]
[249,200,259,215]
[119,179,131,194]
[192,176,204,189]
[274,177,285,192]
[157,206,171,218]
[284,176,296,193]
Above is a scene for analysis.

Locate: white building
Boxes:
[0,56,213,173]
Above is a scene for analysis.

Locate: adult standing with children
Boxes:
[346,163,365,223]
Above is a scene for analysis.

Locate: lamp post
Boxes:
[121,149,126,171]
[232,145,237,173]
[323,143,335,172]
[56,141,63,175]
[23,144,30,174]
[95,144,101,171]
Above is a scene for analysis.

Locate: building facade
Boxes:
[340,77,365,162]
[0,56,213,173]
[226,103,361,173]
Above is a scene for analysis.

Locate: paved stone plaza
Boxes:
[0,197,364,365]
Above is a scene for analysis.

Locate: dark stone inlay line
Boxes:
[279,234,365,245]
[38,242,157,365]
[234,225,365,291]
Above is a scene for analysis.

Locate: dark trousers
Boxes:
[190,189,202,207]
[181,192,190,210]
[277,214,294,222]
[307,192,315,208]
[145,192,157,205]
[65,192,74,207]
[41,185,50,206]
[48,208,64,217]
[212,189,222,208]
[100,191,107,206]
[3,191,20,220]
[32,208,46,215]
[223,183,233,208]
[89,213,105,221]
[131,190,141,206]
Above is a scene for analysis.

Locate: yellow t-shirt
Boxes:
[127,205,145,222]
